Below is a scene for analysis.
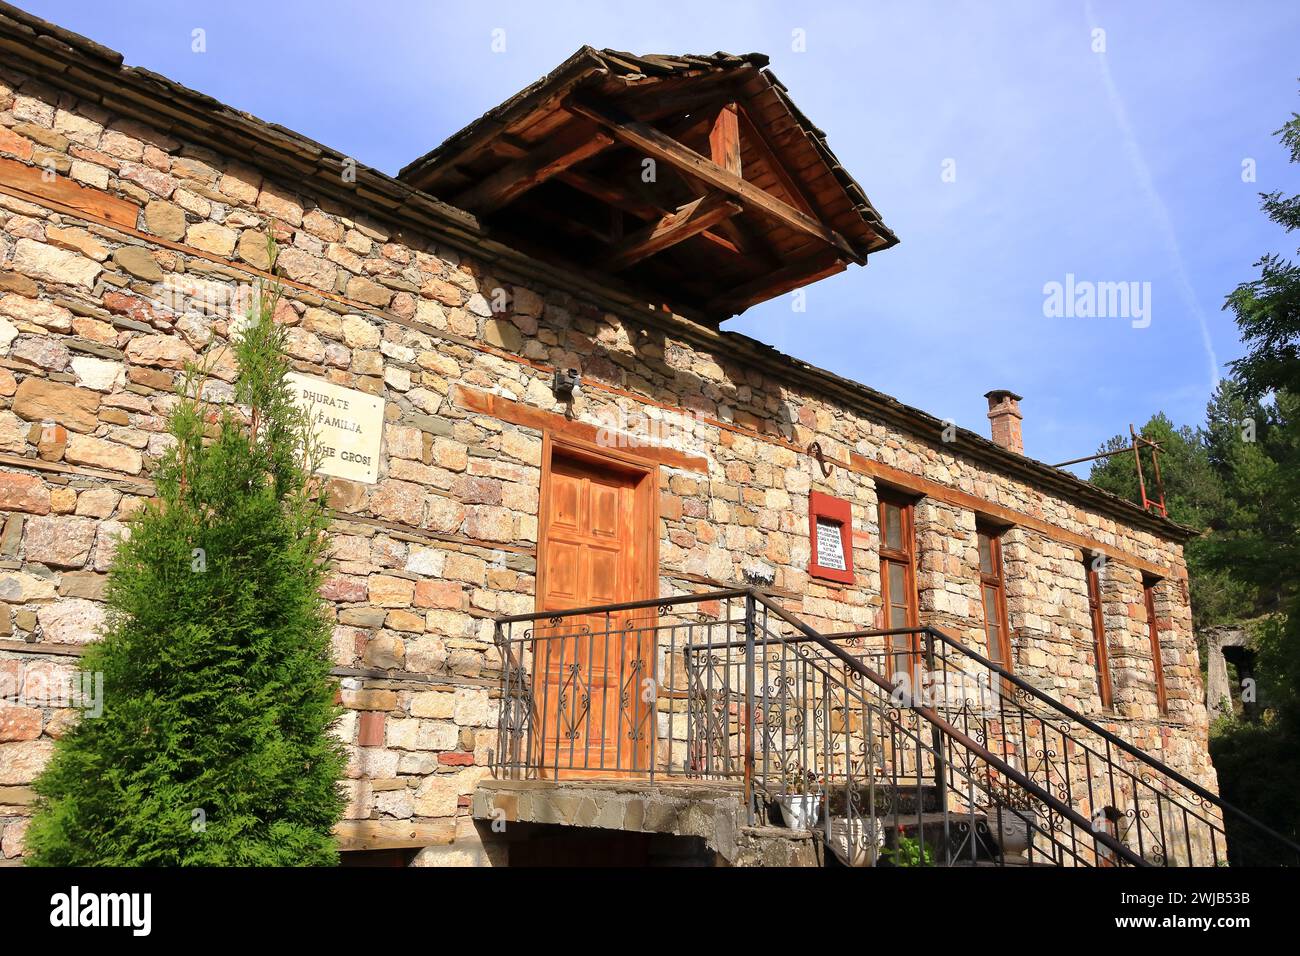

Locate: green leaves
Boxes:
[1226,94,1300,401]
[27,242,345,867]
[1194,94,1300,864]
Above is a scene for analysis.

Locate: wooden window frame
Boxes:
[878,491,920,679]
[1084,556,1114,710]
[808,490,854,585]
[977,525,1013,675]
[1143,576,1168,715]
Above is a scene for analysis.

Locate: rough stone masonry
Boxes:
[0,9,1212,865]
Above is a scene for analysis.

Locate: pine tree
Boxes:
[26,245,346,865]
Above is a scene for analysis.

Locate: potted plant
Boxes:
[880,832,933,867]
[987,781,1040,859]
[828,814,886,867]
[775,769,822,830]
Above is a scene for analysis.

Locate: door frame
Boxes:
[533,431,661,777]
[535,430,660,620]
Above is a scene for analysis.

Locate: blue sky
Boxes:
[19,0,1300,474]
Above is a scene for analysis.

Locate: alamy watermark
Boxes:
[593,399,708,451]
[1043,273,1151,329]
[1,669,103,717]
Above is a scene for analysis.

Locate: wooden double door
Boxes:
[534,439,657,777]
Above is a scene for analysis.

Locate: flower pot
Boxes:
[777,792,822,830]
[827,816,886,867]
[993,806,1039,858]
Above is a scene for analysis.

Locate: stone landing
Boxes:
[471,778,818,866]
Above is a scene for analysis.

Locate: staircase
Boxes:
[492,589,1300,867]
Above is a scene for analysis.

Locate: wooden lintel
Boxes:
[601,193,742,271]
[0,156,139,228]
[451,122,615,215]
[709,102,741,176]
[454,385,710,474]
[566,98,860,262]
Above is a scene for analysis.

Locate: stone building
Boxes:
[0,5,1254,866]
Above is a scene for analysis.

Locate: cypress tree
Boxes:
[27,246,346,865]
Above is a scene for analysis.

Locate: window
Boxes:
[878,493,919,681]
[978,527,1012,673]
[808,491,854,584]
[1143,577,1168,714]
[1084,556,1113,709]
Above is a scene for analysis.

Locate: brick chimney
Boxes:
[984,389,1024,454]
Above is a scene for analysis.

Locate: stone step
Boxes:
[823,779,943,815]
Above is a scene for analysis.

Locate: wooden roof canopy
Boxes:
[398,48,899,323]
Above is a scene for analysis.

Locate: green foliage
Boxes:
[1209,708,1300,865]
[1088,413,1223,530]
[26,245,346,865]
[1088,410,1243,632]
[1191,87,1300,861]
[1225,98,1300,400]
[1086,89,1300,858]
[881,834,932,867]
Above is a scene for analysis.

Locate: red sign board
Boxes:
[808,490,854,584]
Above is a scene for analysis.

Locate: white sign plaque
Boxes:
[815,517,846,571]
[286,372,385,484]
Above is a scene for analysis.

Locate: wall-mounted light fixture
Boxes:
[553,368,580,401]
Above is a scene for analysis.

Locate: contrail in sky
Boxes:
[1085,1,1221,389]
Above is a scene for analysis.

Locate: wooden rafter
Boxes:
[493,112,763,264]
[601,193,742,271]
[615,70,750,121]
[451,121,614,215]
[708,251,846,315]
[566,98,861,262]
[735,105,817,217]
[559,167,744,257]
[622,105,781,269]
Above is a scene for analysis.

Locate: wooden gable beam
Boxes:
[451,121,614,215]
[566,98,861,263]
[601,193,742,271]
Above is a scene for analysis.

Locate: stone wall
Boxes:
[0,60,1212,864]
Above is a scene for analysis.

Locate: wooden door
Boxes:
[535,443,655,777]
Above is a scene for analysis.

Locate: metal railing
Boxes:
[492,589,1299,866]
[890,623,1298,866]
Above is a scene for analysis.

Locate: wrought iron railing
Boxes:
[886,623,1299,866]
[492,589,1299,866]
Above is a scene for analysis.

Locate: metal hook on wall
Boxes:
[808,441,833,478]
